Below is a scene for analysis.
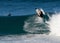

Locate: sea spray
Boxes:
[48,13,60,36]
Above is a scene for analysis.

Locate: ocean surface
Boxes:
[0,0,60,43]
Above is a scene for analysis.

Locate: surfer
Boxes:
[35,8,49,22]
[35,8,45,18]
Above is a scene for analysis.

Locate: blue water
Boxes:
[0,0,60,16]
[0,0,60,43]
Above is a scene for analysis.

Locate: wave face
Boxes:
[0,16,29,35]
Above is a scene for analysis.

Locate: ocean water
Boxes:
[0,0,60,43]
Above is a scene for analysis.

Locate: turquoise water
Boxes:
[0,16,29,35]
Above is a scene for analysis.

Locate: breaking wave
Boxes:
[24,12,60,36]
[48,13,60,36]
[23,14,50,34]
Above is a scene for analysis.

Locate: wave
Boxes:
[23,14,50,34]
[0,11,60,43]
[24,12,60,36]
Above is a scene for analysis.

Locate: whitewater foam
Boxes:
[0,34,60,43]
[23,15,49,34]
[48,13,60,36]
